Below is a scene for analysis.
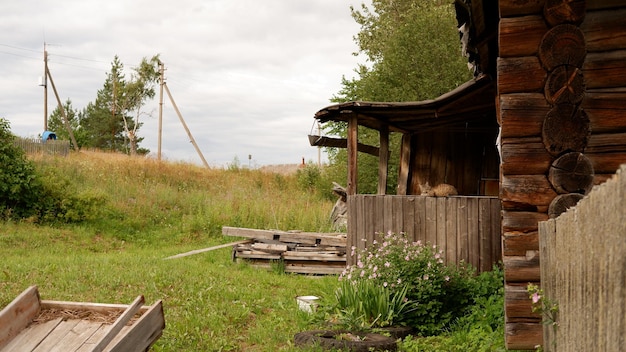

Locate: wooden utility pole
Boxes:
[46,64,79,151]
[43,45,48,131]
[157,62,164,160]
[158,62,210,169]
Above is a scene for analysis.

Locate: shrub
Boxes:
[340,231,477,336]
[0,118,44,220]
[0,118,106,223]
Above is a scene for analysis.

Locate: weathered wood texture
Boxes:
[0,287,164,352]
[347,195,501,273]
[539,164,626,352]
[498,1,626,349]
[224,227,348,275]
[407,120,499,196]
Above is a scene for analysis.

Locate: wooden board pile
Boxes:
[223,227,347,275]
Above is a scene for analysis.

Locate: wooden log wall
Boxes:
[347,195,501,273]
[498,0,626,349]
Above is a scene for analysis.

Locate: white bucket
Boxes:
[296,295,319,313]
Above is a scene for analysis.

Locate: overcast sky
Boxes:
[0,0,363,167]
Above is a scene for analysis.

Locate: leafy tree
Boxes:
[80,55,159,155]
[324,1,472,193]
[48,99,87,149]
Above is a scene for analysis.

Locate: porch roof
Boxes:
[313,74,496,134]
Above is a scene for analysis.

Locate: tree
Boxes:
[48,99,87,149]
[324,1,472,193]
[80,55,160,155]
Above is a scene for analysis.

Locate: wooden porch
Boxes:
[347,195,501,272]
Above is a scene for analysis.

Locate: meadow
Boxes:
[0,152,510,351]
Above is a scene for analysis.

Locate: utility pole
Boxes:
[157,62,164,161]
[42,43,48,131]
[45,55,79,151]
[158,61,210,169]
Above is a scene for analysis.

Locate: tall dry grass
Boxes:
[31,150,336,244]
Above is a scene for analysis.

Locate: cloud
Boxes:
[0,0,361,167]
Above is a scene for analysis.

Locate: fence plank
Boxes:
[445,197,458,265]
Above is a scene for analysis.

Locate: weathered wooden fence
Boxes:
[538,164,626,352]
[14,138,70,156]
[347,195,501,272]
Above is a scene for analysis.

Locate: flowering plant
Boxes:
[527,283,558,349]
[339,231,476,335]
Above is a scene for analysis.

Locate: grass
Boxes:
[1,151,514,351]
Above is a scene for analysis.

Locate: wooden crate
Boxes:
[0,286,164,352]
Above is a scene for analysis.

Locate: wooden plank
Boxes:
[164,240,252,260]
[402,197,416,239]
[348,114,358,195]
[436,198,447,254]
[490,199,502,265]
[251,243,288,252]
[467,197,480,270]
[222,227,346,247]
[0,318,63,352]
[56,320,103,351]
[107,301,165,352]
[284,263,346,275]
[383,195,394,234]
[397,133,411,195]
[479,198,492,272]
[425,197,437,246]
[445,197,458,265]
[414,196,426,244]
[40,301,150,315]
[282,252,346,262]
[89,296,144,352]
[377,125,389,195]
[31,319,81,352]
[456,197,469,264]
[0,285,41,350]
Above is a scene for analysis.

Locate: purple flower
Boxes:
[532,292,541,304]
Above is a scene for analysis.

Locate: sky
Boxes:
[0,0,363,167]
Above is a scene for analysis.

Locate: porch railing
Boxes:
[347,195,501,272]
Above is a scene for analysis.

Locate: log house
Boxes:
[309,0,626,349]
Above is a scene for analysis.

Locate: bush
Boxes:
[340,231,477,336]
[0,118,106,223]
[0,118,44,220]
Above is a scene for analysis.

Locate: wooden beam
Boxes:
[163,240,252,260]
[0,286,41,349]
[397,133,411,195]
[377,125,389,195]
[90,295,145,352]
[308,135,380,157]
[347,114,358,195]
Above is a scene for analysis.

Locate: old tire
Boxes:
[294,330,398,352]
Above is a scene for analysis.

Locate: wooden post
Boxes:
[347,114,358,196]
[377,124,389,195]
[397,133,411,195]
[163,83,210,169]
